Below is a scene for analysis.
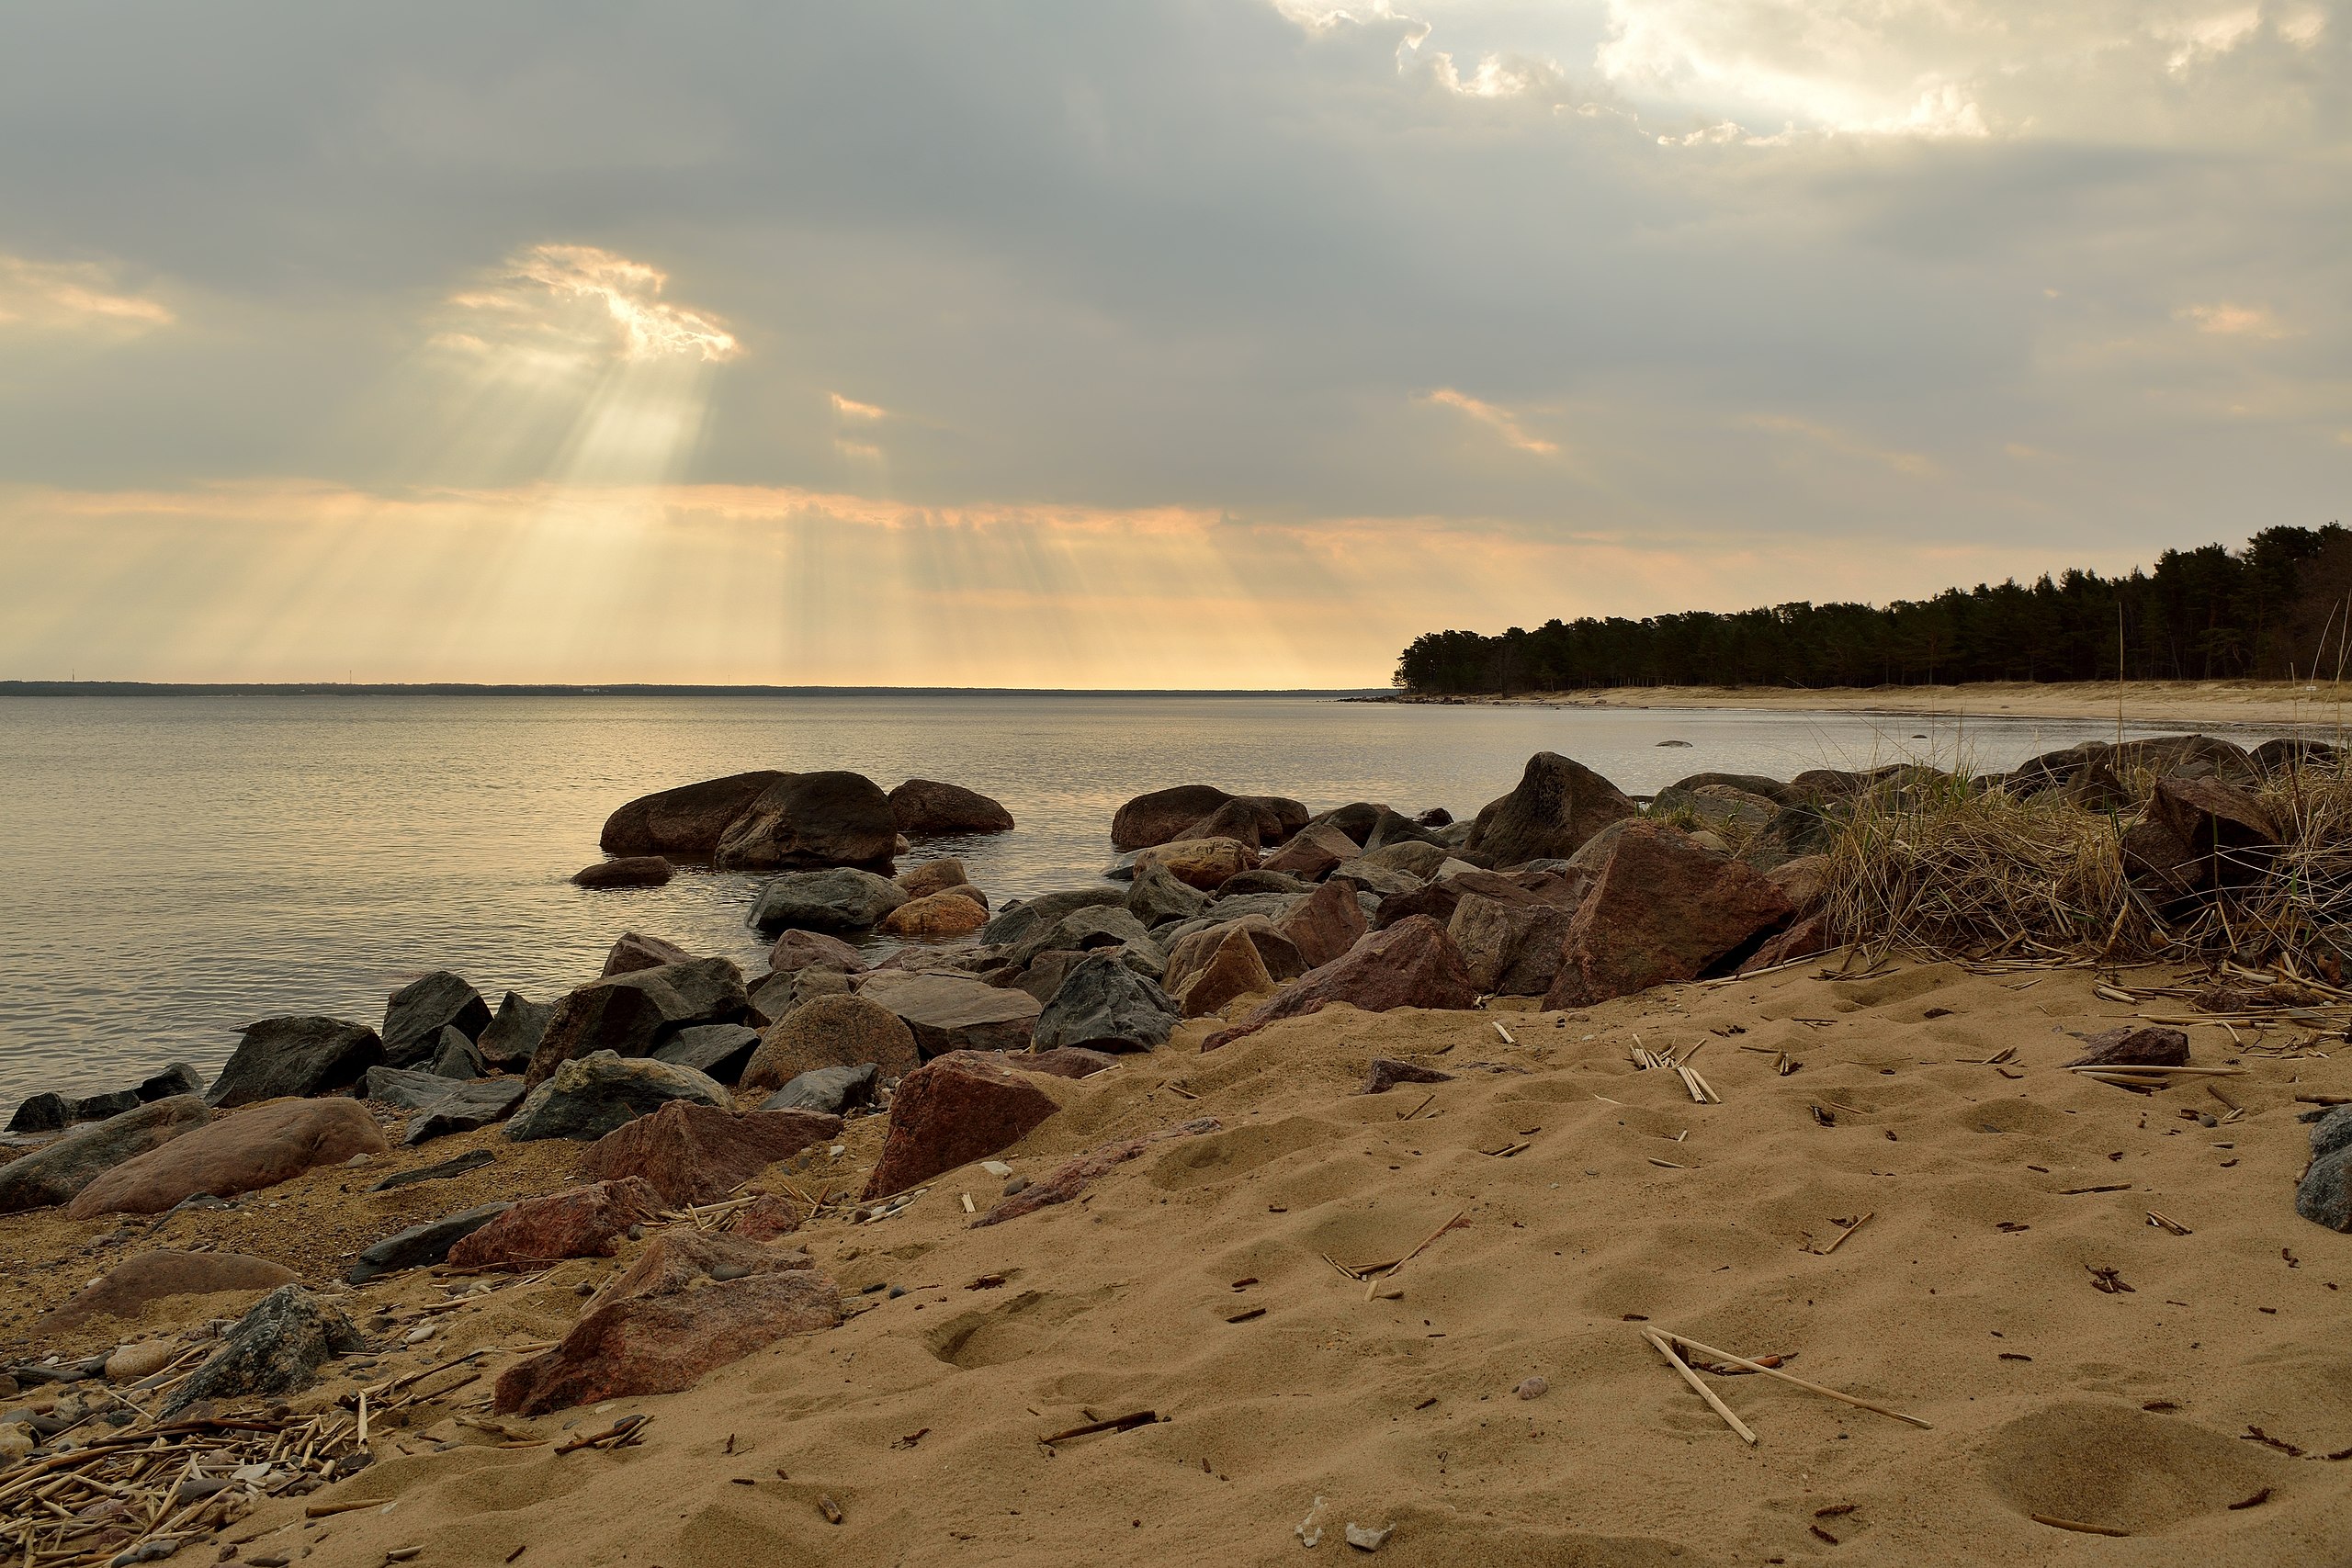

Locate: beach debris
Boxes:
[2030,1514,2131,1537]
[2086,1265,2135,1294]
[975,1118,1218,1226]
[1514,1376,1548,1401]
[1360,1210,1468,1301]
[1344,1522,1394,1551]
[1040,1410,1159,1445]
[981,1160,1013,1177]
[554,1414,651,1454]
[1651,1328,1931,1430]
[2145,1210,2192,1236]
[1295,1495,1327,1548]
[1362,1059,1453,1096]
[1802,1213,1872,1256]
[1640,1328,1756,1445]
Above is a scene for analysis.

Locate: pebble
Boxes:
[1345,1522,1393,1551]
[574,1282,595,1297]
[1003,1177,1029,1197]
[402,1325,435,1346]
[709,1262,752,1282]
[980,1160,1013,1178]
[1515,1376,1548,1401]
[106,1341,174,1383]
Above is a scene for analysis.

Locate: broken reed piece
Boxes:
[2030,1514,2130,1537]
[1363,1209,1468,1301]
[303,1496,392,1518]
[1493,1021,1515,1045]
[2145,1210,2193,1236]
[1658,1331,1932,1429]
[1807,1212,1872,1256]
[1039,1410,1159,1445]
[1397,1092,1436,1122]
[553,1414,650,1454]
[1639,1328,1757,1445]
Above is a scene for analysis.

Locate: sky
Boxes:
[0,0,2345,688]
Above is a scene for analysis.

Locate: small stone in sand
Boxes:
[1346,1522,1393,1551]
[1515,1376,1548,1400]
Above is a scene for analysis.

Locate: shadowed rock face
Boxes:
[1033,953,1180,1052]
[1202,916,1478,1052]
[524,958,750,1085]
[492,1232,840,1416]
[601,771,786,858]
[890,778,1015,837]
[714,770,899,872]
[381,971,491,1066]
[506,1051,732,1142]
[1544,821,1792,1009]
[206,1016,384,1107]
[1466,752,1639,868]
[578,1099,841,1206]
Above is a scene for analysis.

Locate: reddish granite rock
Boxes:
[1165,917,1305,998]
[730,1193,805,1243]
[492,1231,838,1416]
[974,1117,1219,1225]
[38,1249,297,1332]
[1261,822,1361,880]
[1466,751,1640,867]
[1134,837,1259,891]
[879,892,991,939]
[2064,1025,2192,1069]
[1202,917,1478,1052]
[861,1051,1060,1200]
[1362,1059,1455,1095]
[1447,893,1575,997]
[1744,912,1834,972]
[1172,925,1279,1018]
[601,931,696,978]
[1764,854,1830,916]
[445,1179,665,1269]
[1013,1047,1122,1080]
[896,858,973,900]
[1278,876,1371,969]
[1544,821,1793,1009]
[68,1099,388,1218]
[766,928,866,976]
[578,1100,841,1207]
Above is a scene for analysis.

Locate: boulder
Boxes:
[601,770,786,858]
[1204,917,1478,1052]
[1328,861,1419,899]
[1743,913,1834,972]
[0,1098,212,1215]
[524,957,750,1084]
[1363,1058,1454,1095]
[447,1179,665,1269]
[742,993,922,1091]
[400,1077,530,1145]
[2253,737,2342,776]
[1165,917,1306,998]
[1033,953,1181,1052]
[475,992,555,1071]
[572,856,673,889]
[2064,1026,2192,1069]
[427,1027,485,1078]
[1217,870,1311,898]
[748,867,908,936]
[1764,854,1830,917]
[363,1064,491,1111]
[889,779,1015,838]
[38,1249,297,1332]
[160,1286,364,1417]
[1278,877,1372,969]
[650,1023,763,1084]
[1468,752,1640,867]
[760,1063,880,1117]
[492,1232,838,1416]
[1448,894,1576,996]
[897,858,974,899]
[767,927,867,976]
[8,1063,203,1136]
[857,970,1042,1056]
[1010,949,1091,1005]
[1178,796,1285,849]
[1113,784,1240,852]
[975,1117,1219,1225]
[70,1098,387,1219]
[714,771,899,872]
[603,931,696,976]
[2295,1145,2352,1232]
[982,886,1129,948]
[506,1051,732,1143]
[2139,773,2280,891]
[1261,821,1361,879]
[1006,905,1157,970]
[579,1100,841,1206]
[1171,924,1280,1018]
[879,891,992,939]
[1359,840,1448,880]
[1545,821,1794,1009]
[862,1051,1060,1198]
[1134,837,1258,891]
[1126,860,1211,928]
[206,1016,384,1107]
[1014,1047,1121,1080]
[381,972,492,1067]
[347,1201,513,1283]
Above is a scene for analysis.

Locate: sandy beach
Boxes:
[1392,682,2352,734]
[8,954,2348,1567]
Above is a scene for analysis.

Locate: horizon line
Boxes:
[0,679,1398,698]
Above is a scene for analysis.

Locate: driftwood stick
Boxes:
[1039,1410,1159,1444]
[1641,1329,1757,1445]
[1660,1332,1931,1429]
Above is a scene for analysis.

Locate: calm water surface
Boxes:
[0,694,2261,1109]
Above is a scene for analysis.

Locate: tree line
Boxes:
[1394,525,2352,694]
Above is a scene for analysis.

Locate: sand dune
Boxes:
[8,958,2352,1566]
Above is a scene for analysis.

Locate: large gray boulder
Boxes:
[889,778,1015,838]
[0,1096,211,1214]
[161,1285,365,1416]
[981,886,1129,948]
[749,867,908,936]
[475,992,555,1071]
[761,1063,881,1117]
[1032,953,1180,1053]
[1127,861,1211,928]
[601,770,786,858]
[650,1023,763,1084]
[523,957,750,1084]
[714,771,899,872]
[397,1077,531,1145]
[507,1051,732,1142]
[857,970,1042,1056]
[206,1017,385,1108]
[381,971,491,1067]
[1467,752,1640,868]
[347,1202,513,1283]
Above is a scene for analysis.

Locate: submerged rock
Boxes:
[748,867,908,935]
[601,770,786,858]
[889,779,1015,838]
[714,771,899,872]
[572,855,674,888]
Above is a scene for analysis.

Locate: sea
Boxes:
[0,692,2284,1111]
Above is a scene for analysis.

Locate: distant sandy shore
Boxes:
[1388,680,2352,732]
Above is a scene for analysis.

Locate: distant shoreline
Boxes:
[1382,679,2352,730]
[0,681,1389,700]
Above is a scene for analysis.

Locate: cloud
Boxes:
[830,392,887,420]
[1422,389,1558,454]
[0,254,173,333]
[2176,301,2289,338]
[445,243,739,366]
[1745,414,1941,479]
